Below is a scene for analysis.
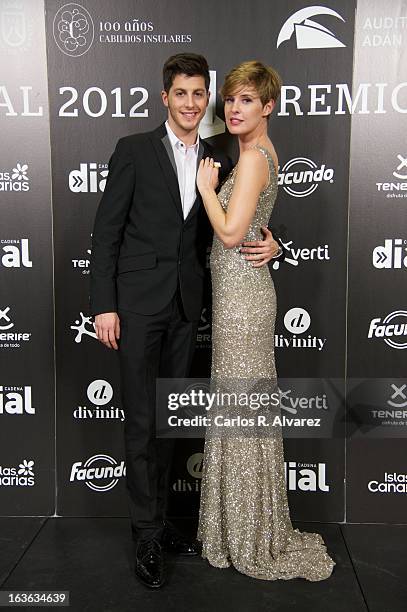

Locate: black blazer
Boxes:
[90,123,232,321]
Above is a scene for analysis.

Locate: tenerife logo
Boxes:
[0,306,13,330]
[376,154,407,198]
[278,158,334,197]
[70,312,97,343]
[69,163,108,193]
[1,239,32,268]
[276,307,326,351]
[368,310,407,349]
[0,385,35,415]
[0,459,35,487]
[388,383,407,409]
[373,239,407,269]
[74,380,124,421]
[53,3,94,57]
[70,454,125,492]
[0,162,29,191]
[284,461,329,492]
[0,306,31,347]
[277,6,345,49]
[271,238,330,270]
[371,383,407,425]
[197,306,211,346]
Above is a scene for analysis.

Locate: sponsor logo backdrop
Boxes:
[1,0,405,523]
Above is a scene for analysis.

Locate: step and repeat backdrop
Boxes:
[1,0,406,523]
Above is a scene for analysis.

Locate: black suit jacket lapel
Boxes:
[150,125,183,219]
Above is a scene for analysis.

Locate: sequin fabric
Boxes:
[197,146,335,581]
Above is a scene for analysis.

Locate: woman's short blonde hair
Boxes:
[221,60,282,106]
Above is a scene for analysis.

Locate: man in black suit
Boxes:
[90,53,283,588]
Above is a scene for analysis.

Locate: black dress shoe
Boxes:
[161,521,199,556]
[134,538,165,588]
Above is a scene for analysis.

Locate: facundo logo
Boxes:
[277,6,346,49]
[70,454,125,492]
[70,312,97,343]
[370,382,407,424]
[0,239,32,268]
[0,385,35,415]
[373,239,407,269]
[0,0,34,54]
[53,3,94,57]
[284,461,329,492]
[69,163,108,193]
[172,452,203,493]
[271,238,330,270]
[73,379,124,422]
[0,306,31,347]
[0,162,29,191]
[368,471,407,494]
[368,310,407,349]
[278,157,334,197]
[0,459,35,487]
[276,307,327,351]
[376,154,407,198]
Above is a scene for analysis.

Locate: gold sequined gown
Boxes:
[197,146,335,581]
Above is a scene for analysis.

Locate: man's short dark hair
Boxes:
[163,53,210,93]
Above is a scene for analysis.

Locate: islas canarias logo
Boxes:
[277,6,346,49]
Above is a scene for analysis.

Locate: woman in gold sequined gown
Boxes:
[195,61,335,582]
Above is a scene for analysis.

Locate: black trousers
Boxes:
[118,290,198,543]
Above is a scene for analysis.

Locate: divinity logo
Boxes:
[172,452,203,493]
[276,307,327,351]
[277,6,346,49]
[73,379,125,421]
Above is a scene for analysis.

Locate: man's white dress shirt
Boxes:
[165,121,199,219]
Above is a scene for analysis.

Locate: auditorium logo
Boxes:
[69,163,108,193]
[0,162,29,191]
[271,238,330,270]
[376,154,407,199]
[70,312,97,343]
[368,471,407,494]
[284,461,330,492]
[278,157,334,198]
[277,6,346,49]
[172,452,202,493]
[0,385,35,415]
[0,239,32,268]
[368,310,407,349]
[73,379,124,421]
[373,239,407,269]
[0,306,31,349]
[53,3,94,57]
[276,307,327,351]
[70,454,125,492]
[0,459,35,487]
